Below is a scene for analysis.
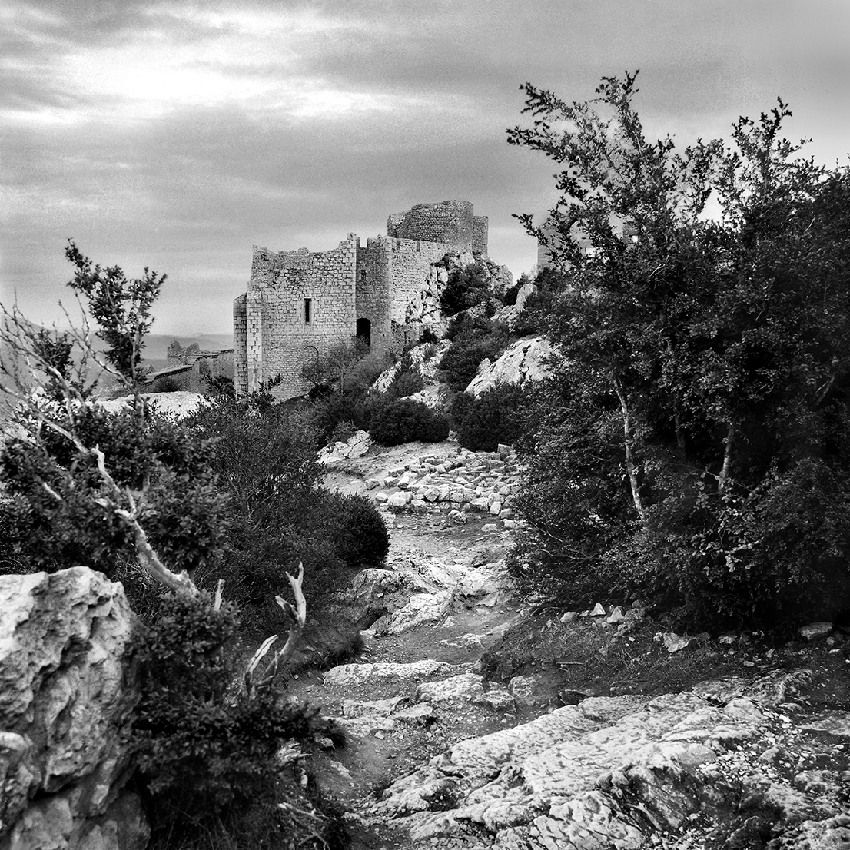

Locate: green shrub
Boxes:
[311,391,372,444]
[328,419,359,444]
[439,320,510,392]
[501,282,521,306]
[370,399,450,446]
[187,399,368,633]
[439,261,490,316]
[512,288,556,336]
[326,493,390,567]
[385,366,424,401]
[452,383,528,452]
[626,460,850,631]
[152,376,181,392]
[0,405,229,578]
[134,592,344,848]
[444,311,495,342]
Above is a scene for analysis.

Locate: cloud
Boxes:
[2,0,849,334]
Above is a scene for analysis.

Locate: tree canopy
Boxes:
[508,72,850,630]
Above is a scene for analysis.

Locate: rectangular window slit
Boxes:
[304,298,312,324]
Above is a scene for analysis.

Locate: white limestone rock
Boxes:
[98,391,207,419]
[416,673,485,705]
[322,659,457,688]
[465,337,559,397]
[377,686,777,847]
[0,568,148,850]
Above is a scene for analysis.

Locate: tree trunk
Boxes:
[612,375,646,523]
[674,408,687,460]
[718,419,735,496]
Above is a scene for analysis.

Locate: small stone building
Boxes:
[234,200,502,399]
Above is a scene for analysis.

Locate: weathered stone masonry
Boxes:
[234,200,501,398]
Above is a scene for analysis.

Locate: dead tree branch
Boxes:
[243,563,307,697]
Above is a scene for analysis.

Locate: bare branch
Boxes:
[243,563,307,696]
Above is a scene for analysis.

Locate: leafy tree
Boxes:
[300,337,368,395]
[508,72,850,629]
[452,383,529,452]
[439,316,510,392]
[31,328,78,401]
[370,399,450,445]
[65,240,165,389]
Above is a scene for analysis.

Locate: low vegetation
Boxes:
[439,313,510,392]
[370,398,450,446]
[0,245,390,849]
[451,382,530,452]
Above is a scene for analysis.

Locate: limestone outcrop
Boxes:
[0,568,148,850]
[465,337,558,397]
[373,340,451,394]
[373,675,850,848]
[98,390,207,418]
[318,429,372,466]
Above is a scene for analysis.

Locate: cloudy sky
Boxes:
[2,0,849,336]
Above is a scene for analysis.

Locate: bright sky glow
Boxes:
[2,0,849,335]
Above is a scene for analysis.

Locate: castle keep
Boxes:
[234,200,495,398]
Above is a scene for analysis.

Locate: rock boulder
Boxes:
[0,567,147,850]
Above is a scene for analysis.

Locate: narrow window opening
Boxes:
[304,298,312,324]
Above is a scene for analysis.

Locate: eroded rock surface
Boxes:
[0,568,147,850]
[368,676,850,849]
[465,337,558,397]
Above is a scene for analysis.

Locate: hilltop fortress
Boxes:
[234,200,509,399]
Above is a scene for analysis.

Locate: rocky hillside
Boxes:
[299,437,850,850]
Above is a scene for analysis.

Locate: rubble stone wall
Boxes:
[386,201,480,253]
[234,201,494,399]
[472,215,488,255]
[237,236,358,397]
[234,294,248,395]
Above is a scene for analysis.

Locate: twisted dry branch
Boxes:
[243,563,307,696]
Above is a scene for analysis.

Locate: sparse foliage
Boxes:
[65,240,164,388]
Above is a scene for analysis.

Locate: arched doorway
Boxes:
[356,317,371,348]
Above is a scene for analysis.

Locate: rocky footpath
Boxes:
[323,434,523,529]
[0,568,148,850]
[302,439,850,850]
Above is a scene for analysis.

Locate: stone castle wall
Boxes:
[355,237,451,345]
[386,200,487,255]
[472,216,488,254]
[235,201,495,398]
[241,236,358,396]
[234,294,248,393]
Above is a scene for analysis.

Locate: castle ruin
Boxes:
[234,200,505,399]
